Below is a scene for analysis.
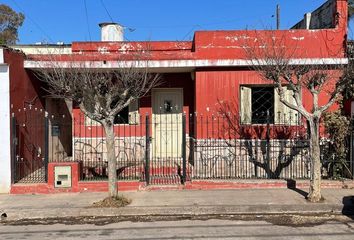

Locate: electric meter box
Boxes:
[54,166,72,188]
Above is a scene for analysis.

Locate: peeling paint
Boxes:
[308,29,321,32]
[118,43,134,54]
[199,45,243,49]
[200,43,214,48]
[24,58,348,70]
[98,47,109,54]
[225,35,252,43]
[292,37,305,41]
[225,36,239,42]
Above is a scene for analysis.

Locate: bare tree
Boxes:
[34,53,160,198]
[218,99,308,179]
[243,31,350,202]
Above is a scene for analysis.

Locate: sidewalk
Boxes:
[0,188,353,221]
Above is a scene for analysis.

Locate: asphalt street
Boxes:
[1,218,354,240]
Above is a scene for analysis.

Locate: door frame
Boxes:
[151,88,184,113]
[151,88,184,158]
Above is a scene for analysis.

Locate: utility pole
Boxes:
[276,4,280,30]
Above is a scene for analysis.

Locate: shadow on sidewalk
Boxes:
[342,196,354,219]
[286,179,308,198]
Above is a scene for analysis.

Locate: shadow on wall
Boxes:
[217,99,309,179]
[46,98,73,161]
[342,196,354,219]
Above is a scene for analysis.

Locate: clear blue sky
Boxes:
[2,0,353,44]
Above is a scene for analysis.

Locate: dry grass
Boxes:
[91,196,132,208]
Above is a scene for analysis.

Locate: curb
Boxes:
[2,204,347,221]
[10,180,354,194]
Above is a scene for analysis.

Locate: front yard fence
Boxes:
[11,108,354,184]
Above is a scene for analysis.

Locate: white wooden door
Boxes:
[152,89,183,158]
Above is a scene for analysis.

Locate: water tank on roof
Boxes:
[99,22,124,42]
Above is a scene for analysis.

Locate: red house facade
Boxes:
[0,0,351,194]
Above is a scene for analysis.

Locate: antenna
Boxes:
[276,4,280,30]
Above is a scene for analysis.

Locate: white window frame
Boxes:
[240,85,300,125]
[84,99,140,126]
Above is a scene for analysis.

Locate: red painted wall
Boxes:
[21,0,349,141]
[27,0,347,63]
[5,49,45,112]
[73,72,194,137]
[194,0,347,60]
[5,49,47,180]
[195,69,340,115]
[28,26,346,62]
[193,29,346,60]
[194,68,339,139]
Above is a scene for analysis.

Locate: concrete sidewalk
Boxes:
[0,188,353,221]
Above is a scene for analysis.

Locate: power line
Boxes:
[10,0,54,43]
[99,1,132,41]
[181,25,202,41]
[83,0,92,41]
[129,13,272,30]
[100,0,114,23]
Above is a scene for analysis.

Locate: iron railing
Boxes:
[11,108,48,183]
[11,108,354,184]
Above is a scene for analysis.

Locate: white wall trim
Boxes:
[0,49,4,64]
[24,58,348,69]
[0,50,11,193]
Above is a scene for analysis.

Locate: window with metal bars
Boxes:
[84,99,140,125]
[114,106,129,124]
[251,87,274,124]
[240,85,298,125]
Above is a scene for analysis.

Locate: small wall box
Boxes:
[54,166,72,188]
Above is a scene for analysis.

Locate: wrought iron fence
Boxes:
[320,137,354,180]
[191,139,310,179]
[11,106,74,183]
[11,107,48,183]
[73,113,146,181]
[72,111,314,182]
[11,107,354,184]
[72,112,187,184]
[188,112,311,180]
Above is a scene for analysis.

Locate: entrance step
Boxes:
[149,175,182,185]
[16,166,46,183]
[145,184,185,191]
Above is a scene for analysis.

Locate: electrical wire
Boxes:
[10,0,54,43]
[128,13,271,30]
[100,0,114,23]
[83,0,92,41]
[98,0,133,41]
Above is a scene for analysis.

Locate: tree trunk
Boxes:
[307,118,322,202]
[103,120,118,198]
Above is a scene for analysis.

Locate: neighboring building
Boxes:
[0,0,350,193]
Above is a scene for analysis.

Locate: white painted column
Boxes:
[0,48,11,193]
